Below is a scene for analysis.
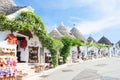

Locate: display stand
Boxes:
[28,47,39,63]
[0,41,17,80]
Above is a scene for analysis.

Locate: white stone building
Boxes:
[0,0,45,63]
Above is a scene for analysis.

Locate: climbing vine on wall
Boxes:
[0,11,63,67]
[60,36,83,63]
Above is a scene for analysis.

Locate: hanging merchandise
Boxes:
[0,57,17,79]
[0,40,17,79]
[5,34,18,44]
[20,39,27,50]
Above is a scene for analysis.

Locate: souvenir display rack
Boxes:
[0,47,17,80]
[28,47,39,63]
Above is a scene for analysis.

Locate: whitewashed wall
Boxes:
[71,46,77,52]
[28,34,43,63]
[81,46,88,58]
[109,47,113,57]
[0,31,43,63]
[17,33,43,63]
[0,31,17,55]
[68,46,78,63]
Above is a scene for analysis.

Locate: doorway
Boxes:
[17,36,26,63]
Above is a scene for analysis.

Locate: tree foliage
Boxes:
[60,36,83,63]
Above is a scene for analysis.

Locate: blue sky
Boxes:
[14,0,120,43]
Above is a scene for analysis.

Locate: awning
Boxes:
[18,30,33,39]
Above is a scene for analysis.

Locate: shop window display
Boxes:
[29,47,39,63]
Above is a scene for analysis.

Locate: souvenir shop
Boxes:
[16,31,43,63]
[0,31,44,64]
[0,30,45,79]
[0,36,17,79]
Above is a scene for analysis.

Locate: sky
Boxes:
[14,0,120,43]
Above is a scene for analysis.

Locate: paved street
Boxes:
[39,57,120,80]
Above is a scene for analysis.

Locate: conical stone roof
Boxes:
[98,36,112,45]
[57,23,74,37]
[117,40,120,44]
[116,40,120,48]
[0,0,27,15]
[49,28,63,39]
[71,27,86,41]
[87,36,96,43]
[0,0,16,13]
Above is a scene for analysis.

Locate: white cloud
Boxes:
[69,0,120,35]
[89,0,120,16]
[33,0,120,35]
[76,16,120,35]
[38,0,120,12]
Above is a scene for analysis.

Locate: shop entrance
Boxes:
[17,36,26,63]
